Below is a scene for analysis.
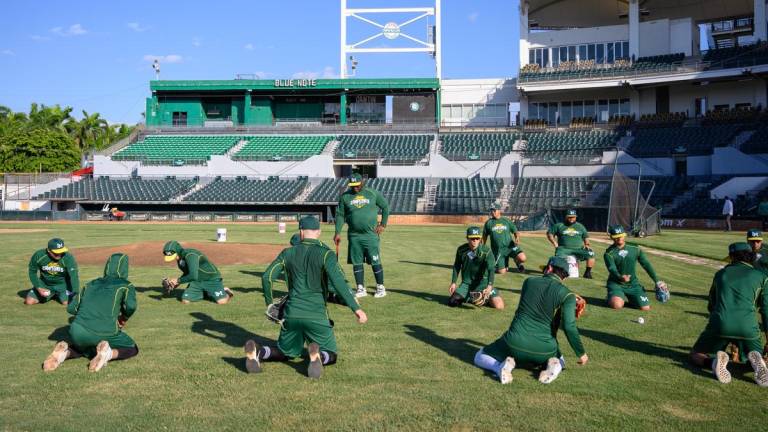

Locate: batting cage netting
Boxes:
[607,168,661,237]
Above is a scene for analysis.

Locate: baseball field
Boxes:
[1,223,767,431]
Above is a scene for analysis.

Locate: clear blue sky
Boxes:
[0,0,520,125]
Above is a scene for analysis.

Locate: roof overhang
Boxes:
[526,0,754,28]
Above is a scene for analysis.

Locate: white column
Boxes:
[519,1,530,68]
[435,0,442,79]
[629,0,640,59]
[755,0,767,42]
[340,0,347,79]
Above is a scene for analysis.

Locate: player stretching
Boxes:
[689,242,768,386]
[482,203,527,274]
[25,238,80,306]
[334,173,390,298]
[547,209,595,278]
[43,253,139,372]
[747,229,768,275]
[603,225,668,310]
[448,226,504,309]
[246,216,367,379]
[474,257,587,384]
[162,241,233,304]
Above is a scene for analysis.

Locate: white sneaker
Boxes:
[355,285,368,298]
[43,341,69,372]
[748,351,768,387]
[498,357,515,384]
[713,351,731,384]
[307,342,323,379]
[89,341,113,372]
[374,284,387,298]
[538,357,564,384]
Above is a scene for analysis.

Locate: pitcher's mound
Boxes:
[73,241,285,266]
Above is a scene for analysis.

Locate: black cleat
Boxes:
[583,269,593,279]
[517,264,526,273]
[244,340,262,373]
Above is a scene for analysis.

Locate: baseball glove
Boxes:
[469,290,491,307]
[575,294,587,319]
[655,281,670,303]
[265,295,288,324]
[162,278,178,295]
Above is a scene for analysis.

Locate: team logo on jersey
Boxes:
[618,250,628,258]
[491,223,508,233]
[562,227,580,237]
[42,262,65,275]
[350,195,370,209]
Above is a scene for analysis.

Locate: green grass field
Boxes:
[1,223,767,431]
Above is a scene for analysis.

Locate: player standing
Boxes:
[546,209,595,278]
[333,173,390,298]
[482,203,527,274]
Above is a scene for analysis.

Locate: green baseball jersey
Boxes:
[604,244,659,285]
[335,187,390,236]
[503,274,585,356]
[67,254,136,336]
[705,261,768,338]
[755,245,768,276]
[451,243,495,286]
[548,222,589,249]
[176,249,221,283]
[28,249,80,291]
[483,217,518,251]
[262,238,360,320]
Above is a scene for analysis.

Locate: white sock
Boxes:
[711,358,718,376]
[321,351,330,364]
[474,349,503,376]
[262,346,272,360]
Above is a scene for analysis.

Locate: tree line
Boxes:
[0,104,135,172]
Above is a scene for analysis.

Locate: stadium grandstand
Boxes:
[2,0,766,232]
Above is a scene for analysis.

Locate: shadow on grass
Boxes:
[398,260,453,270]
[671,292,709,301]
[403,324,483,366]
[387,288,455,306]
[685,310,709,318]
[239,270,265,278]
[189,312,267,348]
[229,286,257,294]
[17,289,28,299]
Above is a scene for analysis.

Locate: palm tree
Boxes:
[67,110,107,152]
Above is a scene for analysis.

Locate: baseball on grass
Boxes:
[637,317,645,324]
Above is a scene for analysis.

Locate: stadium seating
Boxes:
[740,125,768,154]
[335,135,430,163]
[522,130,618,162]
[434,178,503,214]
[508,177,604,213]
[519,53,684,82]
[233,135,332,161]
[306,178,348,203]
[704,42,768,69]
[440,133,518,160]
[184,177,307,203]
[626,125,740,157]
[112,135,241,164]
[35,177,196,202]
[636,112,687,128]
[367,177,425,213]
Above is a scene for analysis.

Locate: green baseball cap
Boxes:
[163,240,183,262]
[289,233,302,246]
[466,226,482,239]
[489,202,502,211]
[608,225,627,239]
[728,242,752,254]
[747,229,763,241]
[547,256,569,273]
[348,173,363,187]
[47,238,68,254]
[566,209,577,217]
[299,216,320,230]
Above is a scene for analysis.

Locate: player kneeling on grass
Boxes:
[449,226,504,309]
[604,225,668,311]
[689,242,768,387]
[547,209,595,278]
[482,203,527,274]
[162,240,233,304]
[473,256,587,384]
[25,238,80,306]
[43,253,139,372]
[245,216,367,379]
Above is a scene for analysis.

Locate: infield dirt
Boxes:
[73,241,284,266]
